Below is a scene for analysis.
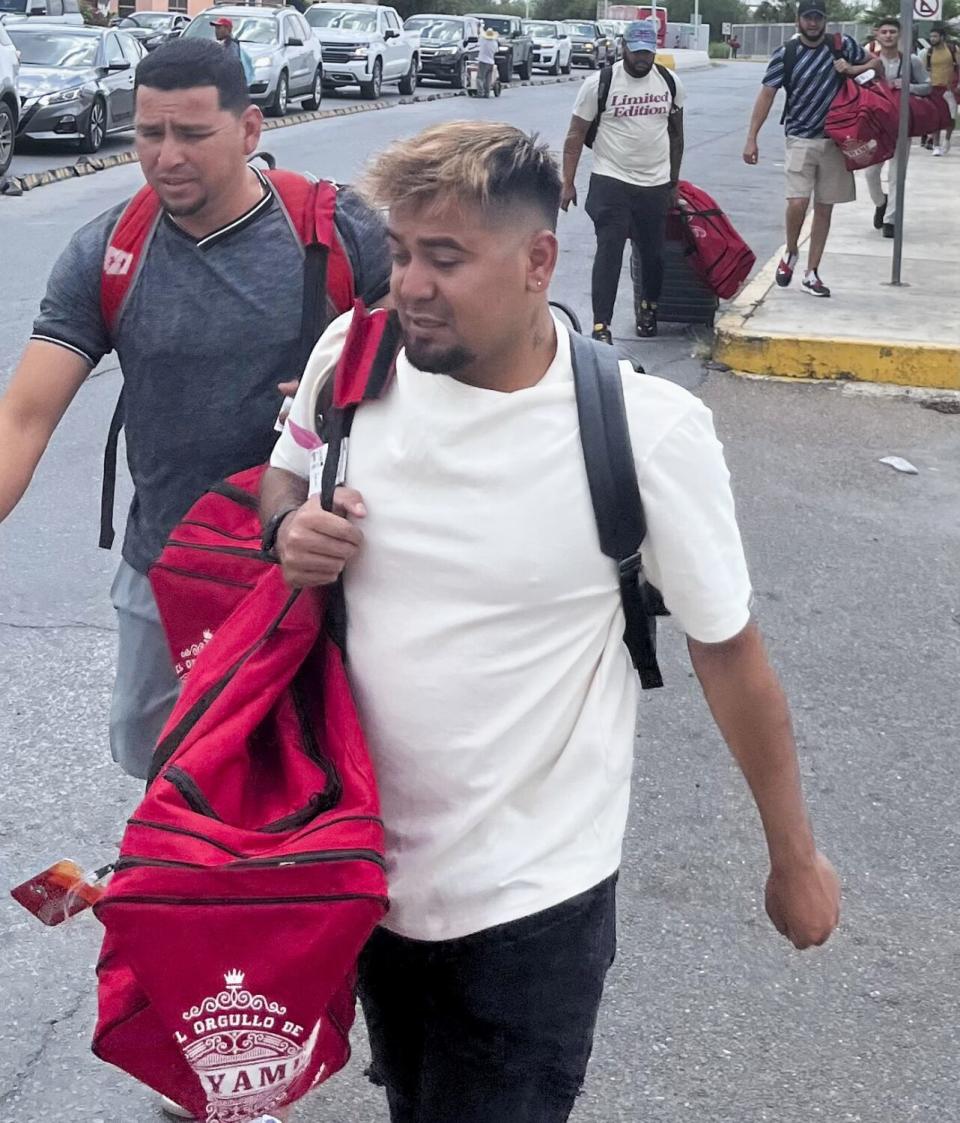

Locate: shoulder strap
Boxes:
[655,62,677,102]
[584,65,615,148]
[779,38,800,124]
[100,186,163,337]
[568,330,663,690]
[833,32,843,56]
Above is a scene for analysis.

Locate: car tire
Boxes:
[548,56,559,75]
[453,57,467,88]
[561,59,571,74]
[303,68,322,110]
[517,56,531,80]
[497,58,513,83]
[268,72,289,117]
[0,100,14,178]
[360,58,382,99]
[78,97,106,155]
[398,55,417,95]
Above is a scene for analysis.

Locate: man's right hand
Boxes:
[275,487,367,588]
[560,182,577,211]
[743,138,759,165]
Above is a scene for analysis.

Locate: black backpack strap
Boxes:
[569,330,664,689]
[779,37,799,125]
[98,386,125,550]
[655,62,678,106]
[585,64,614,148]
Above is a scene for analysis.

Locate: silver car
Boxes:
[183,6,323,116]
[0,21,18,175]
[10,24,144,154]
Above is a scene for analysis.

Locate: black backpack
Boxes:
[569,330,667,689]
[779,32,844,124]
[585,62,679,149]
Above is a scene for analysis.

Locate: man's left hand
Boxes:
[889,78,903,89]
[833,58,853,76]
[765,850,841,950]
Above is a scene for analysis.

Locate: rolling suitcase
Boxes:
[630,231,719,328]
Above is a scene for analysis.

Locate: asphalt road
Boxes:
[2,63,959,1123]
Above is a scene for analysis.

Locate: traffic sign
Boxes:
[722,21,732,35]
[913,0,942,20]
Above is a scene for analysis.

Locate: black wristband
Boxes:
[261,504,299,557]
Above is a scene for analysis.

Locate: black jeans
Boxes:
[358,874,618,1123]
[585,174,672,325]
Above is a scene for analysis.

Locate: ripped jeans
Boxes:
[358,874,618,1123]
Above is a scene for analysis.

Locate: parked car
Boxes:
[522,19,571,76]
[0,0,82,26]
[598,18,627,58]
[114,11,190,52]
[467,13,532,82]
[184,6,323,116]
[563,20,616,69]
[403,13,478,89]
[10,24,143,154]
[0,21,18,175]
[306,3,419,100]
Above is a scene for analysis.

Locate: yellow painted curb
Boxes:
[714,247,960,392]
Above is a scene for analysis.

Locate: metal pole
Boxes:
[890,0,913,284]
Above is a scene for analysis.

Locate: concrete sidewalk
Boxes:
[714,141,960,391]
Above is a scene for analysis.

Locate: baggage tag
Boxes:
[274,396,296,433]
[10,859,113,927]
[309,444,327,498]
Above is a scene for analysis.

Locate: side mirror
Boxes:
[465,34,477,43]
[108,59,131,69]
[384,28,399,38]
[286,35,303,45]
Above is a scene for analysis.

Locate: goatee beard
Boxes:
[404,338,476,374]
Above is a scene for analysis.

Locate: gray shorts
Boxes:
[110,560,181,780]
[784,136,856,205]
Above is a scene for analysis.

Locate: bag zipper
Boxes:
[114,848,385,873]
[150,563,256,591]
[162,540,277,563]
[97,891,388,909]
[126,813,383,858]
[177,519,263,542]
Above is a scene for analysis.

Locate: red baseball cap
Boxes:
[210,16,233,27]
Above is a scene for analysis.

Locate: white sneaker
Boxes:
[159,1096,196,1120]
[932,146,943,156]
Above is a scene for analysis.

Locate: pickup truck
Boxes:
[467,13,532,82]
[563,20,616,69]
[306,2,420,99]
[403,13,480,89]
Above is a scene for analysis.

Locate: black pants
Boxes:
[358,874,618,1123]
[585,174,672,325]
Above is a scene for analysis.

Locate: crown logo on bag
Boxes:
[224,970,245,988]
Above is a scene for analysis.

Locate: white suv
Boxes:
[0,0,84,25]
[0,22,18,177]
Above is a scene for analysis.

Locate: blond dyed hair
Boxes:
[360,121,561,229]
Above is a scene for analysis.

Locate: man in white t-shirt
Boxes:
[261,121,840,1123]
[561,19,684,342]
[476,26,498,97]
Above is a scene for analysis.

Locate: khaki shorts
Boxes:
[784,136,856,205]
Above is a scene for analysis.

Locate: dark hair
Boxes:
[877,16,900,29]
[135,37,250,114]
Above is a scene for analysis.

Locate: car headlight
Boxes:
[350,46,368,58]
[253,56,272,69]
[437,45,458,54]
[37,87,83,107]
[584,43,595,50]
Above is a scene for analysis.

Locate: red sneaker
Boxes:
[775,252,798,287]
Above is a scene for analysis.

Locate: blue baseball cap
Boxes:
[623,19,658,53]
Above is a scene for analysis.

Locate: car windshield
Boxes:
[524,22,556,37]
[120,12,172,28]
[184,15,278,44]
[477,17,511,34]
[8,29,98,66]
[306,7,377,33]
[568,23,596,36]
[404,17,461,41]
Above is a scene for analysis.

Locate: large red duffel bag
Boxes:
[93,308,392,1121]
[905,85,954,135]
[824,78,899,170]
[671,181,756,300]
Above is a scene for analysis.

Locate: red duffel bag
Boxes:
[93,567,388,1119]
[672,181,756,299]
[904,86,954,135]
[824,78,899,170]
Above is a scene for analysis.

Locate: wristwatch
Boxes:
[261,504,299,557]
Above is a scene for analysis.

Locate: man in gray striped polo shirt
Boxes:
[741,0,880,297]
